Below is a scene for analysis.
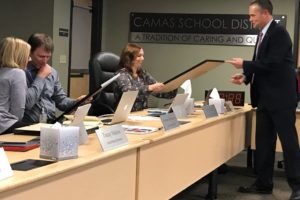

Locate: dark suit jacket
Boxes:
[243,20,298,111]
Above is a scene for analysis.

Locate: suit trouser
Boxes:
[255,108,300,191]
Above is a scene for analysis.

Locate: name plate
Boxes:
[225,101,235,112]
[160,112,180,131]
[203,105,219,118]
[0,148,13,181]
[96,125,128,151]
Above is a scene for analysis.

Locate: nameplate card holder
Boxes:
[0,147,13,181]
[160,112,180,131]
[203,105,219,118]
[225,101,235,112]
[95,125,128,152]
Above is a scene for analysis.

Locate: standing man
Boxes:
[23,33,85,123]
[227,0,300,199]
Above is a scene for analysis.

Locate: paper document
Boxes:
[161,60,224,92]
[180,79,192,99]
[209,88,220,99]
[122,125,161,134]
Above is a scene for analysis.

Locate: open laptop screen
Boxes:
[100,90,138,125]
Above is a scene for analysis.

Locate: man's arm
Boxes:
[52,71,77,111]
[25,73,46,109]
[226,59,251,85]
[25,64,52,109]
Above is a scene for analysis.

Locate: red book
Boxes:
[3,144,40,152]
[0,135,40,152]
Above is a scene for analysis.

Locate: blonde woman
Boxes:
[0,37,30,134]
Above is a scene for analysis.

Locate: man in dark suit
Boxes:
[227,0,300,199]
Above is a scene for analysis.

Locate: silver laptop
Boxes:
[101,90,138,125]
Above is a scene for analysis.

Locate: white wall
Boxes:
[52,0,72,93]
[71,6,91,69]
[102,0,296,102]
[0,0,53,41]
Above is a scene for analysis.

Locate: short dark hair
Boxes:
[250,0,273,15]
[27,33,54,53]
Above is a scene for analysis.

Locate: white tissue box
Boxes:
[209,98,225,114]
[184,98,195,115]
[40,126,79,160]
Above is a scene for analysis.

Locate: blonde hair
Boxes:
[0,37,31,69]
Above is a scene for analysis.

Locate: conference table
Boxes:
[0,134,147,200]
[0,104,252,200]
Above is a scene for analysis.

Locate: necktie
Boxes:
[252,32,263,84]
[256,31,263,56]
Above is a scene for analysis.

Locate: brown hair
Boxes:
[250,0,273,15]
[28,33,54,53]
[119,43,143,77]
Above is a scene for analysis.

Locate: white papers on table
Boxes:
[180,80,194,115]
[180,79,192,99]
[209,88,220,99]
[208,88,225,114]
[122,125,161,134]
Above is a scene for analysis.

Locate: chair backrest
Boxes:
[88,51,120,116]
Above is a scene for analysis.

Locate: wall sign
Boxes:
[59,28,69,37]
[130,12,286,46]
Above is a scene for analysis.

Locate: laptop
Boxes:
[100,90,138,125]
[14,104,98,136]
[51,73,120,123]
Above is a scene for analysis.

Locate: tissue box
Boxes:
[209,98,225,114]
[184,98,195,115]
[40,126,79,160]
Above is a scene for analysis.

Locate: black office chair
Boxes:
[88,51,120,116]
